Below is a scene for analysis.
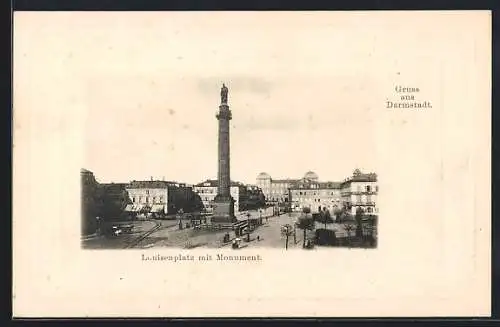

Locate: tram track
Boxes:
[124,221,163,249]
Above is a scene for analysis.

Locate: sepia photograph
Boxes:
[81,81,379,251]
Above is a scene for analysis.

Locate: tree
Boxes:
[188,192,204,212]
[321,207,332,229]
[344,223,355,247]
[81,172,103,235]
[296,207,314,248]
[333,207,342,223]
[339,205,352,223]
[99,185,130,221]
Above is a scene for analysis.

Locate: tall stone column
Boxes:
[212,83,235,223]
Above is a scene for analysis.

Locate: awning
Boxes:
[150,204,165,213]
[134,204,146,212]
[124,204,134,212]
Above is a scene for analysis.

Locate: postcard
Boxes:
[12,11,491,317]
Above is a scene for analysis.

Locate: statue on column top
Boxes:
[220,83,228,104]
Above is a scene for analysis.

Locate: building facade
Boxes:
[340,169,378,215]
[256,172,299,204]
[193,180,245,213]
[193,180,265,213]
[125,180,201,217]
[289,179,342,213]
[278,169,378,215]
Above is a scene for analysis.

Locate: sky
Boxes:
[14,12,409,185]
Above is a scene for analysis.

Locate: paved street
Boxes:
[81,220,160,249]
[136,209,277,249]
[137,223,229,249]
[81,210,372,249]
[239,213,360,249]
[239,213,303,249]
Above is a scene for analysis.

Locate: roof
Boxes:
[195,180,218,187]
[271,179,300,184]
[127,180,183,189]
[350,173,377,182]
[194,179,247,187]
[101,183,128,187]
[318,182,342,188]
[341,171,378,184]
[80,168,92,174]
[290,181,341,190]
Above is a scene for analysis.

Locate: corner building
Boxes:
[340,169,378,215]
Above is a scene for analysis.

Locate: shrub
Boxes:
[314,228,337,246]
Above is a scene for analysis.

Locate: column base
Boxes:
[212,195,236,223]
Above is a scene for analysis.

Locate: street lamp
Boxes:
[281,224,293,250]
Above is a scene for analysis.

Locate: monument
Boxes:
[212,83,236,223]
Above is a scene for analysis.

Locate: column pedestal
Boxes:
[212,195,235,223]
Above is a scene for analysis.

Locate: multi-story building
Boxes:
[289,177,342,213]
[340,169,378,215]
[193,179,249,213]
[256,172,299,204]
[286,169,378,215]
[125,180,201,217]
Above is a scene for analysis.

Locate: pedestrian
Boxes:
[257,235,260,241]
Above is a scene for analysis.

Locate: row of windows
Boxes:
[294,191,339,196]
[355,185,379,192]
[132,196,165,203]
[195,188,216,194]
[267,197,288,202]
[294,198,341,203]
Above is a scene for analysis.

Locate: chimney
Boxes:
[151,176,153,181]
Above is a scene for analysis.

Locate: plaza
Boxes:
[81,209,375,250]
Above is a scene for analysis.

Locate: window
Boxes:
[376,186,379,192]
[153,196,156,203]
[132,197,136,203]
[146,197,149,203]
[366,186,371,192]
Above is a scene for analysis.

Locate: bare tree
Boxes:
[296,207,314,248]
